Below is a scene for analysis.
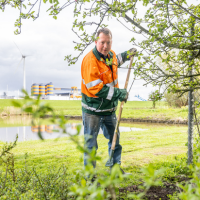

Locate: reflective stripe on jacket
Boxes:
[81,46,130,115]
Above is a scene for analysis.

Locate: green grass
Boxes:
[0,99,188,121]
[0,99,16,108]
[0,121,187,184]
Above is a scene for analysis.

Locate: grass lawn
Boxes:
[0,99,188,121]
[0,121,187,187]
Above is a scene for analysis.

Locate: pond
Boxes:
[0,117,150,142]
[0,124,149,142]
[0,116,186,142]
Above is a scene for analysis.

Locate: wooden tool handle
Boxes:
[124,57,133,90]
[111,57,134,150]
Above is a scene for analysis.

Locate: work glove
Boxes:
[119,89,129,103]
[129,48,137,58]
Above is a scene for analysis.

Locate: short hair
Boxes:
[96,28,112,39]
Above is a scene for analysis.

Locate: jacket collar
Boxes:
[93,46,113,61]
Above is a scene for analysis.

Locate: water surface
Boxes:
[0,116,186,142]
[0,121,148,142]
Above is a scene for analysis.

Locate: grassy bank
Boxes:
[0,115,32,127]
[0,99,188,121]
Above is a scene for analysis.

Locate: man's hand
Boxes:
[119,89,129,103]
[129,48,137,58]
[123,92,129,103]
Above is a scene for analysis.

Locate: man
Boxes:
[81,28,136,173]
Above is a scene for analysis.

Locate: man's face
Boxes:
[95,32,112,56]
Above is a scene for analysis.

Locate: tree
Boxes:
[148,90,163,108]
[1,0,200,95]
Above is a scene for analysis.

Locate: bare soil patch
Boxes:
[118,182,181,200]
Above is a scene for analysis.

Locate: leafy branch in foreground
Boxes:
[128,165,165,199]
[10,91,129,199]
[0,135,18,195]
[12,90,57,140]
[0,135,18,158]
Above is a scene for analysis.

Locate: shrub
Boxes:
[164,92,188,108]
[148,90,163,108]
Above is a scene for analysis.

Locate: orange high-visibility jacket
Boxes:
[81,46,130,115]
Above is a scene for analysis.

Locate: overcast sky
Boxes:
[0,1,178,100]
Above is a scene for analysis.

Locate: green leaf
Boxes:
[112,13,116,17]
[81,178,86,187]
[23,107,33,113]
[37,130,44,140]
[12,101,22,108]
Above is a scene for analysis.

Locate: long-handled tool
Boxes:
[106,56,134,167]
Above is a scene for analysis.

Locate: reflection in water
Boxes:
[0,123,147,142]
[6,128,7,142]
[31,125,47,133]
[31,125,54,134]
[0,124,83,142]
[46,125,53,133]
[23,126,25,141]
